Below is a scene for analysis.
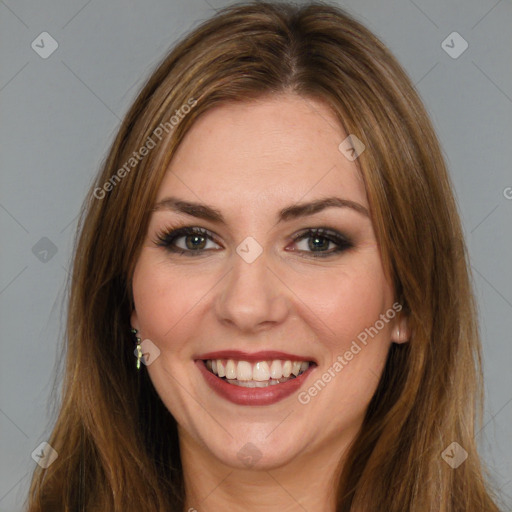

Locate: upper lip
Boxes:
[195,350,318,364]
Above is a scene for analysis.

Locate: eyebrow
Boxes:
[152,196,369,223]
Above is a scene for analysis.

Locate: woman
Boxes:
[26,1,503,510]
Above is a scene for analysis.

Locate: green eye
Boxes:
[290,228,353,257]
[154,226,353,258]
[155,226,220,256]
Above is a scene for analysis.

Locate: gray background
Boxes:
[0,0,511,510]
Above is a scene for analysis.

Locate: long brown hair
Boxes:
[26,2,503,510]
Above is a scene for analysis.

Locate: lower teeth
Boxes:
[224,376,297,387]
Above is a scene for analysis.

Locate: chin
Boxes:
[203,430,306,470]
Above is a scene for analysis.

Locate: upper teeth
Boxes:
[206,359,310,381]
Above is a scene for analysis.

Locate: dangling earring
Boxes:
[131,328,142,370]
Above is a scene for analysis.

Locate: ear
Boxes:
[130,308,139,332]
[393,314,411,344]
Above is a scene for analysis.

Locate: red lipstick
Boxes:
[195,358,317,406]
[195,350,317,364]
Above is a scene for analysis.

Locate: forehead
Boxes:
[158,94,367,209]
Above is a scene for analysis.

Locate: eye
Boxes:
[154,226,221,256]
[289,228,353,258]
[154,225,353,258]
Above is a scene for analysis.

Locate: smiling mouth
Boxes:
[204,358,315,388]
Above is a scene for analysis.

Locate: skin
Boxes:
[130,93,410,512]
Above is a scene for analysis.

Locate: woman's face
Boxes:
[131,93,405,471]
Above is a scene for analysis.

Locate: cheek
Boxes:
[289,258,392,347]
[131,257,193,342]
[132,248,393,360]
[132,254,227,361]
[292,261,394,424]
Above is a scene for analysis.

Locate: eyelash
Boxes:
[153,224,353,258]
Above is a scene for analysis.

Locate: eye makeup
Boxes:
[153,222,354,259]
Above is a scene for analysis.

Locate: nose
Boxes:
[215,248,290,333]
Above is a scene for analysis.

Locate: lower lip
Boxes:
[196,360,316,406]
